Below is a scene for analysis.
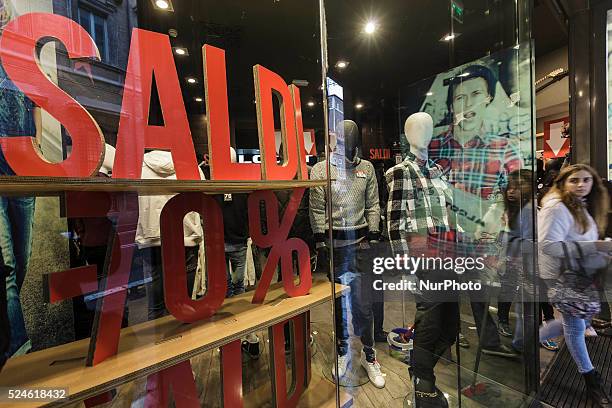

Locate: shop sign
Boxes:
[1,12,314,397]
[0,12,308,181]
[369,148,391,160]
[235,149,317,165]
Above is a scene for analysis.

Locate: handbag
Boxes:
[549,242,601,318]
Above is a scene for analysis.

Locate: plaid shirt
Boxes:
[385,152,453,255]
[428,128,522,200]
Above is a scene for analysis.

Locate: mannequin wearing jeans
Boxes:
[136,151,204,320]
[386,113,455,408]
[309,120,385,388]
[0,46,39,357]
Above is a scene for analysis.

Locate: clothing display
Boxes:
[213,193,249,297]
[0,58,36,359]
[385,151,452,255]
[309,120,384,386]
[310,153,381,244]
[136,151,204,249]
[136,151,204,319]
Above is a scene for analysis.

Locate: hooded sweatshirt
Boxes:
[135,151,204,249]
[537,193,607,281]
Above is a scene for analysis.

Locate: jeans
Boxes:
[0,251,9,369]
[540,313,594,374]
[144,246,198,320]
[470,300,501,348]
[412,299,460,383]
[0,196,35,358]
[332,242,375,361]
[225,245,247,297]
[512,301,525,350]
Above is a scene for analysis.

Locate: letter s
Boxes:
[0,13,104,176]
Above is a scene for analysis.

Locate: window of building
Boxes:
[78,6,109,63]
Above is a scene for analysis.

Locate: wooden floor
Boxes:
[55,278,557,407]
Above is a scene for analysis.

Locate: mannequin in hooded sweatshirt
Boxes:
[136,151,205,320]
[385,112,455,408]
[72,144,130,338]
[309,120,386,388]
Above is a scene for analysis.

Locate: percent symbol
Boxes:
[248,188,312,303]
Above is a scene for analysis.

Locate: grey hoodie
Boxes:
[135,151,204,248]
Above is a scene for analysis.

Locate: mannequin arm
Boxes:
[364,161,380,239]
[385,168,409,255]
[308,163,327,244]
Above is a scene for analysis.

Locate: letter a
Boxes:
[114,29,199,180]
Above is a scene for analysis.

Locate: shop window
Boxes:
[77,6,109,63]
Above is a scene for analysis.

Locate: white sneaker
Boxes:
[332,353,350,380]
[360,350,385,388]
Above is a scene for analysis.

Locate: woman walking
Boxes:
[539,164,612,407]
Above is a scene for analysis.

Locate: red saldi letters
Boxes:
[1,12,314,407]
[0,13,308,182]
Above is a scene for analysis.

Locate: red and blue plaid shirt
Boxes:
[428,128,522,200]
[426,128,522,257]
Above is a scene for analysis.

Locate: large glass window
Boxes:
[0,0,537,407]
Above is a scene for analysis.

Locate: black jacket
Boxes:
[213,193,249,245]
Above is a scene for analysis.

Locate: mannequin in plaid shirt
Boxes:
[386,112,458,407]
[428,65,522,359]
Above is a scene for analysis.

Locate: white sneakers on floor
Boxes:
[360,350,386,388]
[332,349,386,389]
[332,353,350,380]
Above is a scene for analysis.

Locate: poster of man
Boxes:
[400,45,532,235]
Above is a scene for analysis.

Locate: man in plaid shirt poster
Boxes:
[428,64,522,357]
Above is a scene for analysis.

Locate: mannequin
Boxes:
[405,112,433,161]
[0,0,41,358]
[386,113,452,253]
[309,120,386,388]
[337,119,360,164]
[385,112,455,408]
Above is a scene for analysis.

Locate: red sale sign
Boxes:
[543,117,570,159]
[0,13,308,182]
[0,12,316,407]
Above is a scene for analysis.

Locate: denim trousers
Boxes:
[225,245,247,297]
[539,313,594,374]
[143,246,198,321]
[333,242,375,360]
[0,196,35,358]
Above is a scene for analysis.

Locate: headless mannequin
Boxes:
[337,119,360,165]
[405,112,433,162]
[385,112,456,407]
[310,120,386,386]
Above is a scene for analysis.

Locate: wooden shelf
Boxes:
[0,280,346,408]
[0,178,326,195]
[245,373,353,408]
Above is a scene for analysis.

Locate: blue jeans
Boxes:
[226,245,247,297]
[333,242,375,360]
[144,246,198,320]
[0,196,35,358]
[540,313,594,374]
